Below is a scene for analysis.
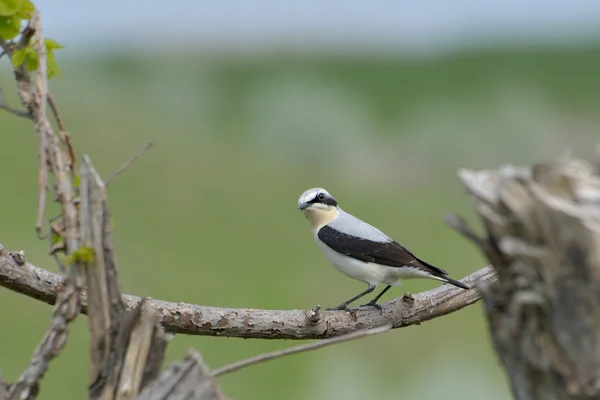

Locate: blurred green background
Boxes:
[2,7,600,399]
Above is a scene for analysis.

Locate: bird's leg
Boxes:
[361,285,392,312]
[326,284,375,317]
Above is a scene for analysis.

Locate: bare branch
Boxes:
[6,249,83,400]
[34,95,48,237]
[31,14,49,238]
[0,86,31,119]
[444,213,486,249]
[5,13,85,399]
[0,374,8,400]
[0,251,495,339]
[106,142,154,185]
[0,103,31,119]
[47,94,76,176]
[213,325,391,377]
[115,301,161,400]
[137,350,225,400]
[47,94,66,132]
[79,155,126,393]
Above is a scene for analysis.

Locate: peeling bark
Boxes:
[453,157,600,400]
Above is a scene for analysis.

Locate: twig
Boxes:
[137,350,225,400]
[0,87,31,119]
[29,14,79,257]
[47,94,66,132]
[7,13,84,399]
[106,142,153,185]
[32,13,49,238]
[35,122,48,236]
[0,252,496,340]
[444,213,486,249]
[48,93,76,175]
[0,103,31,119]
[6,250,83,400]
[212,325,391,377]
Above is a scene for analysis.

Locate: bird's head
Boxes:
[297,187,339,228]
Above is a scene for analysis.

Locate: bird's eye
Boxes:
[317,193,326,201]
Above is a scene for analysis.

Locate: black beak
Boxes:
[298,203,309,210]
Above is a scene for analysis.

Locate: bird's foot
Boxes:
[326,305,357,320]
[360,301,383,314]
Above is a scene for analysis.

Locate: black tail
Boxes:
[412,253,470,290]
[441,276,470,290]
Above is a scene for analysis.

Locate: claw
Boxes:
[360,301,383,314]
[326,306,357,320]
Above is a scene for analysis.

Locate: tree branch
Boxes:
[6,249,83,400]
[32,11,48,237]
[0,103,31,119]
[106,142,153,185]
[3,13,85,399]
[212,325,391,377]
[0,251,495,339]
[137,350,225,400]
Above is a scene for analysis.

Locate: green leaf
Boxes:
[11,46,25,67]
[11,41,63,79]
[0,0,24,16]
[47,50,61,78]
[72,175,81,188]
[51,231,63,245]
[15,0,33,18]
[0,14,21,39]
[65,246,96,265]
[24,46,37,71]
[45,38,63,50]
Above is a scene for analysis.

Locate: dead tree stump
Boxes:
[452,156,600,400]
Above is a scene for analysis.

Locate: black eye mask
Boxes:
[308,193,338,207]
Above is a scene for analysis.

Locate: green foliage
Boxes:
[45,38,63,78]
[0,0,33,38]
[65,246,96,265]
[0,14,20,39]
[0,0,23,17]
[11,38,63,78]
[15,0,33,18]
[50,231,62,245]
[0,0,62,78]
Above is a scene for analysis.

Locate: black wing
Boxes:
[318,225,448,278]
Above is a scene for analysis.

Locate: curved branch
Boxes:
[0,250,496,340]
[212,325,392,377]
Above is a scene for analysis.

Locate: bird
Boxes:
[297,187,469,316]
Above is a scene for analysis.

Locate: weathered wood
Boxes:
[0,256,495,339]
[80,155,125,386]
[79,157,169,400]
[6,249,83,400]
[115,301,163,400]
[454,156,600,400]
[137,351,225,400]
[5,13,85,400]
[0,375,8,400]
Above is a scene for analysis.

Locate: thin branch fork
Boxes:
[0,252,495,340]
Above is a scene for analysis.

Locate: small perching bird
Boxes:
[298,187,469,316]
